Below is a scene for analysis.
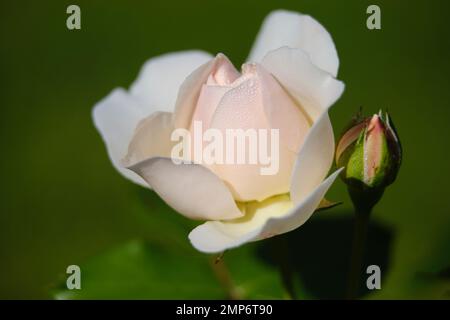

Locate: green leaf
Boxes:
[53,240,223,299]
[52,239,288,300]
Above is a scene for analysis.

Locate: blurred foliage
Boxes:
[54,241,224,299]
[53,191,285,299]
[1,0,449,299]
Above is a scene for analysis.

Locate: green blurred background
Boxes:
[1,0,449,299]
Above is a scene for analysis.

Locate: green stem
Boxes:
[210,255,242,300]
[346,206,370,299]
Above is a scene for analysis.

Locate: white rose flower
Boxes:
[93,10,345,253]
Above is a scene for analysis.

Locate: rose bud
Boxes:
[335,111,402,212]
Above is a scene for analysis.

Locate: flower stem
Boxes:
[210,255,242,300]
[346,206,370,299]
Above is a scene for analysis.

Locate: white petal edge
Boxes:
[92,88,148,187]
[127,157,243,221]
[290,111,335,204]
[248,10,339,77]
[262,46,344,121]
[130,50,213,114]
[189,168,343,253]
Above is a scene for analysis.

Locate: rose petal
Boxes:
[189,169,342,253]
[92,88,148,186]
[130,50,213,113]
[122,111,175,168]
[248,10,340,77]
[127,157,243,221]
[189,85,231,131]
[173,53,235,128]
[256,64,311,153]
[290,112,335,204]
[208,74,299,202]
[262,46,344,121]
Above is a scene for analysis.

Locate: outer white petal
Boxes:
[92,88,148,187]
[248,10,339,77]
[130,50,213,113]
[122,111,175,168]
[262,46,344,121]
[93,51,213,186]
[189,169,342,253]
[290,112,335,204]
[127,157,243,221]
